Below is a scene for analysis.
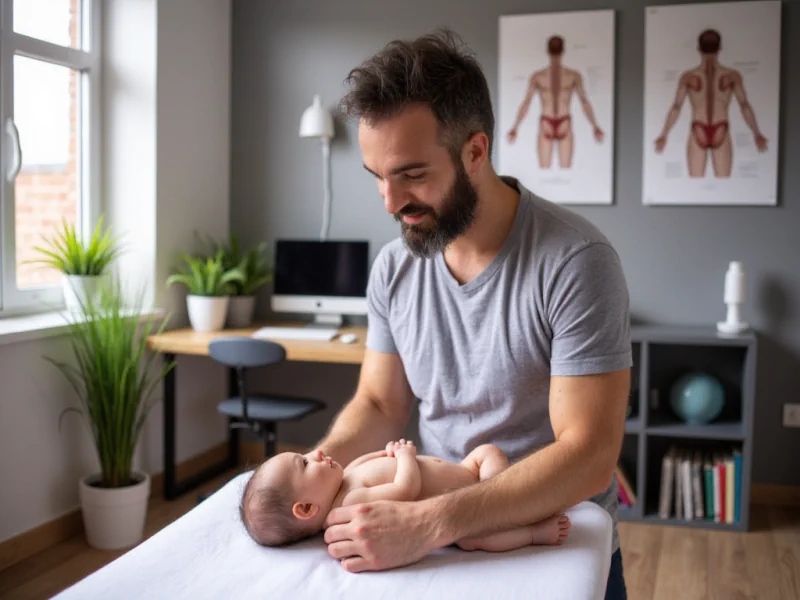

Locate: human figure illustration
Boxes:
[654,29,768,178]
[506,35,604,169]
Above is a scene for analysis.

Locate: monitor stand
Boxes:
[306,313,343,331]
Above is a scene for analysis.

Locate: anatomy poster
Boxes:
[498,10,615,205]
[643,1,781,205]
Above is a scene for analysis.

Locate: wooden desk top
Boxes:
[146,322,366,365]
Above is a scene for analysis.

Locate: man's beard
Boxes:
[395,163,478,259]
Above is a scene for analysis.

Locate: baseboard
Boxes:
[751,483,800,508]
[0,508,83,574]
[0,440,310,573]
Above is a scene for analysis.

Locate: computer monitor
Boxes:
[271,239,369,328]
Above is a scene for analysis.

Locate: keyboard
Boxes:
[251,326,339,341]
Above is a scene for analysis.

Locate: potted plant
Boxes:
[28,216,122,312]
[219,235,273,327]
[166,249,245,332]
[46,277,173,550]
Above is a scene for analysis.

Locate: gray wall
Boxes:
[231,0,800,485]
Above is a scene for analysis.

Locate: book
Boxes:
[692,452,705,520]
[726,454,735,524]
[733,449,742,523]
[658,447,676,519]
[703,456,714,520]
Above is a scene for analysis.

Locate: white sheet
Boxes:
[55,472,612,600]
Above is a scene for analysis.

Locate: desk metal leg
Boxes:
[163,353,177,500]
[227,367,240,469]
[163,359,243,501]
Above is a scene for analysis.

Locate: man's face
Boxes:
[359,104,478,258]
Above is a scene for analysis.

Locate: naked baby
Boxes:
[240,440,570,551]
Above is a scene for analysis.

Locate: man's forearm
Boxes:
[315,394,406,467]
[428,438,615,547]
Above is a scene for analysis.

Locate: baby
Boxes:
[240,440,571,551]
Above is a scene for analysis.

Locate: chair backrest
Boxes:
[208,337,286,368]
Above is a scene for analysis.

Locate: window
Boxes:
[0,0,100,313]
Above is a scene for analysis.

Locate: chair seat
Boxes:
[217,395,325,422]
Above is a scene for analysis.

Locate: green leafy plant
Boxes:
[46,278,173,488]
[165,249,245,296]
[28,216,122,276]
[197,233,273,296]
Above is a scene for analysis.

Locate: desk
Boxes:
[146,322,366,500]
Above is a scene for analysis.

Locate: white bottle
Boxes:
[717,261,749,334]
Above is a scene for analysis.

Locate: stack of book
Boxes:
[657,445,742,523]
[615,463,637,509]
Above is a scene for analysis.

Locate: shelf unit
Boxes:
[618,325,757,532]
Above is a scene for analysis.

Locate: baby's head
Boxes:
[240,449,343,546]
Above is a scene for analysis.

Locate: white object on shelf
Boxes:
[717,261,749,334]
[339,333,358,344]
[252,326,338,341]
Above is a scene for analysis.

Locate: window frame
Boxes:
[0,0,101,315]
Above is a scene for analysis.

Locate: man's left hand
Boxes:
[323,500,440,573]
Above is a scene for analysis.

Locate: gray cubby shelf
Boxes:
[617,325,757,532]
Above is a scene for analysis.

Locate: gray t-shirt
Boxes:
[365,177,632,553]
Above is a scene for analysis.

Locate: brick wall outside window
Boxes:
[14,0,80,289]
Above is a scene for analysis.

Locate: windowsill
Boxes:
[0,308,166,347]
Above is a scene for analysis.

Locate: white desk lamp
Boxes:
[717,261,749,334]
[299,94,335,241]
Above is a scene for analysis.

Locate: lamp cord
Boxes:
[320,138,332,241]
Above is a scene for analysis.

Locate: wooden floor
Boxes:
[1,470,798,600]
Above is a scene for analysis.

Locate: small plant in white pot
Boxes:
[204,234,272,328]
[46,277,173,550]
[28,216,122,312]
[166,250,245,332]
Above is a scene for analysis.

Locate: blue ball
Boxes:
[669,373,725,425]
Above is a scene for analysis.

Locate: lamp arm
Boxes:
[320,138,332,241]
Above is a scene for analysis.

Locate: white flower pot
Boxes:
[227,295,256,328]
[79,471,150,550]
[187,295,229,332]
[62,275,105,312]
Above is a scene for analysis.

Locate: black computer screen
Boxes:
[273,240,369,297]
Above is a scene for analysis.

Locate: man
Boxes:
[506,35,605,169]
[654,28,768,178]
[314,28,631,599]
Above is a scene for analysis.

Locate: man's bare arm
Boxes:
[315,349,415,468]
[426,368,630,546]
[732,71,767,150]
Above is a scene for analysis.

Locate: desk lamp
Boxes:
[299,94,335,241]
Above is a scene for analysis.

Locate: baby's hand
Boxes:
[385,440,397,457]
[392,439,416,457]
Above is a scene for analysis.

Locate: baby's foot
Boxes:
[529,514,570,546]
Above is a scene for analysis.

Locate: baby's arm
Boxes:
[342,440,421,505]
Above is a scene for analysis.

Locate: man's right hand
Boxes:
[654,135,666,153]
[506,129,518,144]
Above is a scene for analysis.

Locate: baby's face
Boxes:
[259,450,344,520]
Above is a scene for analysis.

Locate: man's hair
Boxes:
[698,29,721,54]
[339,27,495,161]
[239,473,313,547]
[547,35,564,56]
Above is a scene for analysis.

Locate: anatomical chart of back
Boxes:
[643,1,781,206]
[498,10,615,205]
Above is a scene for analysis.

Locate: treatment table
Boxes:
[54,472,613,599]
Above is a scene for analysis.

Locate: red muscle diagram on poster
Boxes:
[643,1,780,205]
[498,10,615,205]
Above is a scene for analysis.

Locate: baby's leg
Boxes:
[460,444,509,481]
[456,514,571,552]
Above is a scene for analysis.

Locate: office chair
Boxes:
[208,336,326,461]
